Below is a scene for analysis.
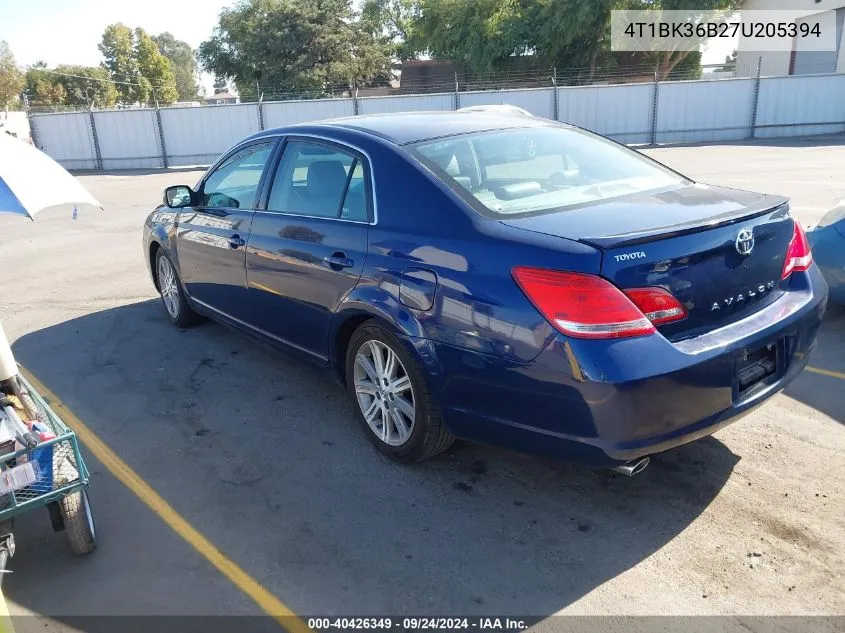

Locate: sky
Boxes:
[0,0,235,95]
[703,34,739,67]
[0,0,737,97]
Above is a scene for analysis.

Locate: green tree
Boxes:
[135,28,178,104]
[26,62,62,107]
[100,24,180,104]
[411,0,530,73]
[388,0,738,81]
[405,0,614,77]
[529,0,616,81]
[0,41,25,114]
[667,50,701,80]
[26,63,118,108]
[361,0,419,61]
[151,32,200,101]
[198,0,393,99]
[54,65,119,107]
[213,76,229,94]
[99,23,146,103]
[615,0,740,79]
[38,81,67,107]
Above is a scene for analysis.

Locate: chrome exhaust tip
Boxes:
[610,456,650,476]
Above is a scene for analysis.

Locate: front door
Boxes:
[176,139,277,319]
[244,138,371,361]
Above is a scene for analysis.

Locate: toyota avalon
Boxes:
[143,112,828,474]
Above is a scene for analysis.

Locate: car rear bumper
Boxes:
[423,266,828,467]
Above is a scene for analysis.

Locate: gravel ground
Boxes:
[0,137,841,626]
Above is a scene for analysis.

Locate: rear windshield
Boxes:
[410,126,686,217]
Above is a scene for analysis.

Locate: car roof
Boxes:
[259,111,558,146]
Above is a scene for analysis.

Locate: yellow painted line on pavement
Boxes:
[806,366,845,381]
[0,588,14,633]
[19,366,310,633]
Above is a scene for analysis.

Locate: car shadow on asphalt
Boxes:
[784,303,845,425]
[10,300,741,619]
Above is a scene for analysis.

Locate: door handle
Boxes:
[323,253,354,269]
[228,234,246,249]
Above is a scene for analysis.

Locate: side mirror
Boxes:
[164,185,194,208]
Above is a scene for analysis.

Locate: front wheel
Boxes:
[155,250,199,328]
[346,322,454,462]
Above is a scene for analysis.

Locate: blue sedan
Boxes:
[808,199,845,304]
[143,112,827,474]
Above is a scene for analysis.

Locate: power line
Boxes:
[22,57,748,97]
[21,66,177,90]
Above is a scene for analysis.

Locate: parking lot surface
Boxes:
[0,137,842,627]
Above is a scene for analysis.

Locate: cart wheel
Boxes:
[60,490,96,555]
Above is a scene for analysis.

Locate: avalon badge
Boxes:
[711,280,776,311]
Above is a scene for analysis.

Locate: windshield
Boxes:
[410,126,686,218]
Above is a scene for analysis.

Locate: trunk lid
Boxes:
[501,184,794,340]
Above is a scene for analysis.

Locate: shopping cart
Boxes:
[0,372,95,581]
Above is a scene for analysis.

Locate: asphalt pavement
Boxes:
[0,136,842,630]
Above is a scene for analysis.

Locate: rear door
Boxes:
[243,137,371,360]
[176,139,277,319]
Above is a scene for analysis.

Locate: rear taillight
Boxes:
[781,220,813,279]
[512,268,685,340]
[622,288,688,325]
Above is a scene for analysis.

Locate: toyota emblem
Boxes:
[735,229,755,255]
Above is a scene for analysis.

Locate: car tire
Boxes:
[155,250,199,328]
[346,321,454,462]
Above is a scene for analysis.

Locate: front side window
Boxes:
[200,141,275,209]
[410,126,686,218]
[267,141,369,221]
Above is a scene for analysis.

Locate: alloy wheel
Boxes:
[353,340,415,446]
[157,256,180,319]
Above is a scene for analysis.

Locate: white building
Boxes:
[736,0,845,76]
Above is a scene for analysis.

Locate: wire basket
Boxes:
[0,374,89,520]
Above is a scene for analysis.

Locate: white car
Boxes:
[457,104,534,117]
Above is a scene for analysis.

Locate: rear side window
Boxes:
[410,126,684,218]
[341,161,367,222]
[267,141,369,221]
[200,141,275,209]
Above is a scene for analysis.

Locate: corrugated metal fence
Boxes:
[28,72,845,171]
